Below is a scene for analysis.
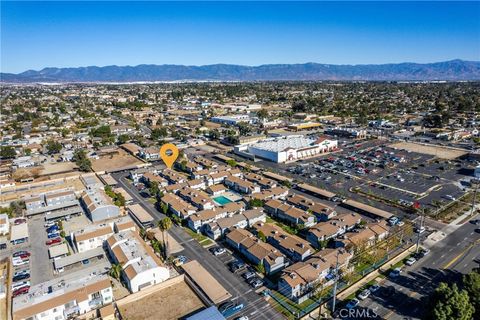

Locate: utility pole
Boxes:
[470,180,478,216]
[331,250,340,314]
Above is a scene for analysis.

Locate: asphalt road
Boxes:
[112,172,283,320]
[350,219,480,320]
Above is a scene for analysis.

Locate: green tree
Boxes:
[463,270,480,319]
[0,146,16,159]
[256,261,265,274]
[256,109,269,120]
[257,231,267,242]
[428,283,474,320]
[158,217,173,258]
[73,149,91,172]
[248,198,265,209]
[24,148,32,156]
[109,263,122,280]
[226,159,237,167]
[117,134,129,145]
[46,140,62,154]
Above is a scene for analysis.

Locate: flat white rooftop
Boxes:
[250,135,318,152]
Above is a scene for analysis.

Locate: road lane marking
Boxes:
[443,242,475,269]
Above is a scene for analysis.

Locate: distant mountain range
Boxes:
[1,60,479,83]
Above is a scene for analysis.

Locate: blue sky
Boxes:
[1,1,479,73]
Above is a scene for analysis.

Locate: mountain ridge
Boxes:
[2,59,479,82]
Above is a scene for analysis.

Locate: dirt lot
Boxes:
[91,149,144,172]
[40,162,77,175]
[389,142,467,160]
[118,281,205,320]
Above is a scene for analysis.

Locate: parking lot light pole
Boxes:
[415,211,425,254]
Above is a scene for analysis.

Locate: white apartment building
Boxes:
[0,213,9,235]
[73,223,114,253]
[12,271,112,320]
[106,231,169,293]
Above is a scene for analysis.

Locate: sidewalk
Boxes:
[424,206,478,248]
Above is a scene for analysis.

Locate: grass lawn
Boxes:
[148,198,157,204]
[183,227,211,243]
[265,216,299,235]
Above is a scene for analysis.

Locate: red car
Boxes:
[13,286,29,297]
[14,218,27,225]
[12,251,30,258]
[45,238,62,246]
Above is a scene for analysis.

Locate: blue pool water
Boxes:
[213,195,232,205]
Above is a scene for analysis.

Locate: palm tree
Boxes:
[158,217,173,258]
[109,263,122,280]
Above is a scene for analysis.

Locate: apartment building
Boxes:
[224,175,261,194]
[204,209,266,240]
[72,223,114,253]
[285,194,336,221]
[161,193,197,219]
[12,272,112,320]
[278,249,352,302]
[106,231,170,293]
[264,199,315,227]
[253,222,314,262]
[81,190,120,222]
[226,228,286,274]
[306,213,361,248]
[177,187,215,210]
[245,186,289,202]
[0,213,9,235]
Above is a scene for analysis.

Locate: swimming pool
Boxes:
[213,195,233,205]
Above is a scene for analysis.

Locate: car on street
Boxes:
[405,257,417,266]
[357,289,371,300]
[46,237,62,246]
[470,219,480,226]
[345,298,360,310]
[388,216,399,226]
[219,301,244,317]
[235,316,249,320]
[389,267,402,278]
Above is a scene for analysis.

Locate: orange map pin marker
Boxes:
[159,143,179,169]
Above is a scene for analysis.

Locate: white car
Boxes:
[389,268,402,278]
[12,259,29,267]
[357,289,371,300]
[415,226,426,234]
[12,281,30,291]
[405,257,417,266]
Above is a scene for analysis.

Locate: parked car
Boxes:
[357,289,371,300]
[12,286,30,297]
[47,232,60,239]
[14,218,26,225]
[369,284,380,293]
[249,278,263,289]
[389,268,402,278]
[47,225,59,233]
[229,261,246,273]
[242,271,256,280]
[13,273,30,282]
[470,219,480,226]
[210,247,226,256]
[415,226,426,234]
[12,281,30,291]
[44,221,56,228]
[46,238,62,246]
[173,255,188,266]
[345,298,360,310]
[12,251,30,258]
[12,259,29,267]
[405,257,417,266]
[0,243,6,250]
[235,316,249,320]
